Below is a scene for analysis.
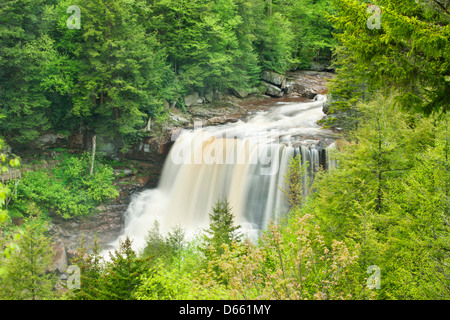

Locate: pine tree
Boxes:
[382,113,450,299]
[329,0,450,115]
[142,221,185,265]
[0,0,59,144]
[68,234,104,300]
[0,204,57,300]
[59,0,173,147]
[101,236,148,300]
[203,199,241,258]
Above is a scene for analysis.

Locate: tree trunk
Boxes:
[376,118,382,213]
[90,134,96,176]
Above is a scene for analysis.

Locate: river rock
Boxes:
[283,81,294,95]
[262,70,286,87]
[230,88,249,99]
[264,83,284,98]
[292,83,317,98]
[308,62,334,72]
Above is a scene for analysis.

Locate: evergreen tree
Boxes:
[303,95,448,298]
[203,199,241,258]
[68,234,104,300]
[101,236,148,300]
[57,0,173,147]
[382,113,450,299]
[271,0,336,69]
[142,220,185,265]
[329,0,450,115]
[0,0,60,144]
[0,205,57,300]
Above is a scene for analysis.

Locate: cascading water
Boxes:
[111,95,336,252]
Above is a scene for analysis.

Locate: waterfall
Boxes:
[113,95,336,252]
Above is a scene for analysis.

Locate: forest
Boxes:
[0,0,449,301]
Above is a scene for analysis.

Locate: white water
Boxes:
[110,95,335,252]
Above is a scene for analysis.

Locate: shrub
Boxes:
[12,153,118,219]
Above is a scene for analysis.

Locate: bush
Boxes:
[12,153,118,219]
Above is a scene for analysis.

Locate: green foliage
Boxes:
[12,0,450,302]
[100,237,149,300]
[0,205,57,300]
[0,138,22,279]
[270,0,337,70]
[0,0,57,144]
[328,0,450,117]
[134,260,193,300]
[66,234,104,300]
[189,214,372,300]
[304,96,449,299]
[202,199,242,258]
[68,236,149,300]
[141,220,185,265]
[12,153,118,219]
[0,0,336,147]
[280,154,312,209]
[56,0,174,143]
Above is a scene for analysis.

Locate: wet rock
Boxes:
[309,62,329,72]
[264,83,284,98]
[283,82,294,95]
[305,89,318,100]
[49,203,129,259]
[287,70,335,98]
[262,70,286,87]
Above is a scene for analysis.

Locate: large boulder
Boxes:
[283,81,294,95]
[292,82,318,99]
[308,62,328,72]
[262,71,286,87]
[184,92,199,107]
[230,88,249,99]
[264,83,284,98]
